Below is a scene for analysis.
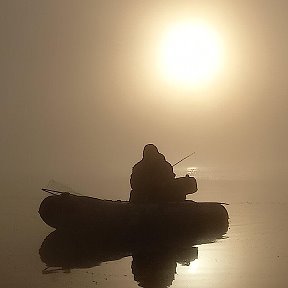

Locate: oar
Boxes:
[172,152,195,167]
[41,188,70,195]
[42,188,83,196]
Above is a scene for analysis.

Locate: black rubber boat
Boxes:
[39,193,229,236]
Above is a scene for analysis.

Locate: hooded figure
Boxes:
[129,144,176,203]
[129,144,198,204]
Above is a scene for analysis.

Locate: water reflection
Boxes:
[132,244,198,288]
[39,214,228,288]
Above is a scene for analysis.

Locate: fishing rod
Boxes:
[172,152,195,167]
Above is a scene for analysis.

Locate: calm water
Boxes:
[2,178,288,287]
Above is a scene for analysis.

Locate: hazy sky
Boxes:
[1,1,288,197]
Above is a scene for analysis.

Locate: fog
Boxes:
[1,1,288,199]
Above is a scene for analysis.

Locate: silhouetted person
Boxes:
[129,144,197,204]
[129,144,175,204]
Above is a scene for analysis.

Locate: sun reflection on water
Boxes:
[186,258,199,274]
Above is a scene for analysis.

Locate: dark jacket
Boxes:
[130,151,176,203]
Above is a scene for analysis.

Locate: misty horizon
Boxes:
[2,1,288,192]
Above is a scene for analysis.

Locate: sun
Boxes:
[159,21,223,87]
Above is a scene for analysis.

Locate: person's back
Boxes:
[129,144,175,203]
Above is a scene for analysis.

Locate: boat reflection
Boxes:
[39,215,229,288]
